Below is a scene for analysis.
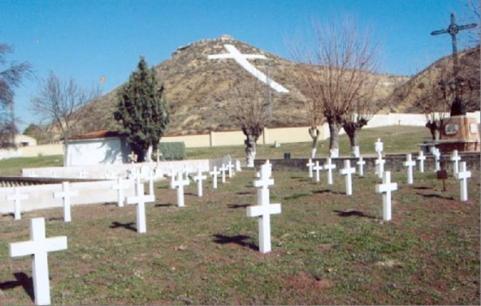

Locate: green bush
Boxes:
[159,142,185,160]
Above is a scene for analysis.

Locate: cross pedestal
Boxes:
[9,218,67,305]
[126,182,155,233]
[7,188,28,220]
[455,161,471,202]
[403,154,416,185]
[417,151,426,173]
[375,171,398,221]
[54,182,78,223]
[340,160,355,195]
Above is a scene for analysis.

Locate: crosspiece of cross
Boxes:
[208,44,289,93]
[10,217,67,305]
[7,188,29,220]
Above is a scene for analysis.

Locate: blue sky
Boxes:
[0,0,477,130]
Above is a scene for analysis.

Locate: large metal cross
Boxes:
[431,13,477,116]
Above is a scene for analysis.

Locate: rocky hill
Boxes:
[383,46,480,113]
[77,35,407,136]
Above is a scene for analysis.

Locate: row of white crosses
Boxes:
[247,162,281,253]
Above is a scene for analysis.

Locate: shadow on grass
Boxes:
[212,234,258,251]
[110,221,137,232]
[314,189,344,195]
[155,203,174,207]
[228,203,250,209]
[47,217,64,222]
[236,191,253,195]
[416,192,455,201]
[0,272,34,302]
[333,209,376,219]
[413,186,431,190]
[284,192,311,201]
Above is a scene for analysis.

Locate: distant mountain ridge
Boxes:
[77,35,410,136]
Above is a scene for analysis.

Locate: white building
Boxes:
[14,134,37,147]
[64,130,130,166]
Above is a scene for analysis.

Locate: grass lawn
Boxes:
[0,168,479,304]
[0,126,431,176]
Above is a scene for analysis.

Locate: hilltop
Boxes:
[77,35,407,136]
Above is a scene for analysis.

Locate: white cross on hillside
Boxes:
[208,44,289,93]
[7,188,28,220]
[313,161,323,182]
[172,171,190,207]
[226,160,235,178]
[356,156,366,177]
[210,166,219,189]
[193,168,207,197]
[9,217,67,305]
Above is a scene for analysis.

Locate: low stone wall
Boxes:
[255,152,480,173]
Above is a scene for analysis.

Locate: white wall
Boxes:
[0,180,136,214]
[65,137,128,166]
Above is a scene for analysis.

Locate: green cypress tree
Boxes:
[114,57,169,162]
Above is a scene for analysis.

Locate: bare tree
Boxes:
[297,19,378,157]
[0,44,31,148]
[31,72,100,142]
[341,74,378,156]
[414,65,451,140]
[228,78,270,167]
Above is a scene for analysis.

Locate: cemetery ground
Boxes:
[0,126,429,175]
[0,168,479,304]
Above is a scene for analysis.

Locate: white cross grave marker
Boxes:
[7,188,29,220]
[375,138,384,158]
[313,161,323,182]
[306,158,314,178]
[193,168,207,197]
[208,44,289,93]
[375,156,386,179]
[112,177,129,207]
[431,147,441,171]
[455,161,471,202]
[54,182,78,223]
[450,149,461,175]
[264,159,272,177]
[126,182,154,233]
[324,158,337,185]
[356,156,366,177]
[226,160,235,178]
[246,165,281,253]
[220,164,227,183]
[235,160,242,172]
[340,160,356,196]
[172,171,190,207]
[403,153,416,185]
[375,171,398,221]
[417,151,426,173]
[210,166,219,189]
[9,217,67,305]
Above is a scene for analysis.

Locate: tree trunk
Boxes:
[308,127,320,158]
[245,134,256,167]
[425,121,437,140]
[328,120,341,156]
